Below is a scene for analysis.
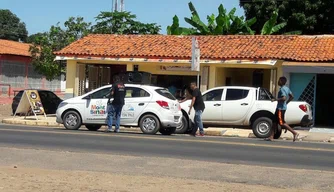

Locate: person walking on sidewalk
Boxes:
[188,82,205,137]
[268,76,299,142]
[106,75,125,133]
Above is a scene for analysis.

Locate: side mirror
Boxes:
[83,95,92,100]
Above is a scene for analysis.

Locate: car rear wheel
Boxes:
[63,111,82,130]
[175,116,188,134]
[85,125,102,131]
[139,114,160,134]
[159,127,176,135]
[252,117,272,138]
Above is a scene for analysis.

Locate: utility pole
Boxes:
[120,0,124,11]
[115,0,118,11]
[112,0,124,12]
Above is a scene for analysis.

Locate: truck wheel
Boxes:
[63,110,82,130]
[159,127,176,135]
[139,114,160,134]
[274,126,282,139]
[85,125,102,131]
[175,116,188,134]
[252,117,272,138]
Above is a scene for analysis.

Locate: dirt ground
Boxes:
[0,167,310,192]
[0,147,332,192]
[0,104,11,120]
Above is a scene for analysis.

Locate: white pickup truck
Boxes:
[178,86,313,138]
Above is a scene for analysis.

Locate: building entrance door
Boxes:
[87,64,127,91]
[315,74,334,127]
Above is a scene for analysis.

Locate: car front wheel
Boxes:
[159,127,176,135]
[85,125,102,131]
[63,110,82,130]
[139,114,160,134]
[252,117,272,138]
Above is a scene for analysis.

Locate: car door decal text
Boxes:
[90,100,106,115]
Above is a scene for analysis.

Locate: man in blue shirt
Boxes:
[268,76,299,142]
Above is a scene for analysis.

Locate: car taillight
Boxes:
[156,101,169,109]
[299,104,307,112]
[178,103,181,111]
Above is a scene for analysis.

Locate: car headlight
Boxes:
[58,102,68,108]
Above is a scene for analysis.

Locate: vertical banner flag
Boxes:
[191,37,200,71]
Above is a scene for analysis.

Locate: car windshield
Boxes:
[155,89,176,100]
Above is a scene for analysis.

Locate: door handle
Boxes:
[214,104,221,106]
[241,103,248,106]
[138,103,145,106]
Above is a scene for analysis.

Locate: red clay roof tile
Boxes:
[0,39,31,57]
[55,34,334,62]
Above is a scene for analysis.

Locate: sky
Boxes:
[1,0,244,35]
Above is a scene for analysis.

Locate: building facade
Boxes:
[284,62,334,127]
[55,35,334,127]
[0,39,63,102]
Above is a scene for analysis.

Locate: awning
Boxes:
[283,61,334,67]
[55,56,277,66]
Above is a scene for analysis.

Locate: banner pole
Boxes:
[197,72,200,89]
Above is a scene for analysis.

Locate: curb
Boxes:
[2,119,63,127]
[203,129,334,143]
[1,118,142,133]
[204,129,255,138]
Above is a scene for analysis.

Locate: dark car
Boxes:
[12,89,63,115]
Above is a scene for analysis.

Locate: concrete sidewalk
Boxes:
[2,116,334,143]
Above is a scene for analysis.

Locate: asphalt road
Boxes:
[0,124,333,171]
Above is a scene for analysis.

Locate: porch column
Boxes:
[275,61,284,95]
[126,64,134,71]
[208,66,216,89]
[200,66,209,91]
[77,64,86,96]
[283,66,291,88]
[65,60,78,99]
[270,69,277,94]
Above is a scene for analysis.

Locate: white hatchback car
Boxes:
[56,84,182,135]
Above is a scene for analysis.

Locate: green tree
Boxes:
[29,17,92,80]
[240,0,334,35]
[167,2,256,35]
[0,9,28,42]
[92,11,161,34]
[26,32,48,43]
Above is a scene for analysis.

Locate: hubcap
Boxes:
[65,114,78,127]
[142,117,156,132]
[176,118,185,130]
[257,122,270,135]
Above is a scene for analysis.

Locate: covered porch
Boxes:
[60,56,283,99]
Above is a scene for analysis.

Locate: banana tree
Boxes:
[167,15,196,35]
[167,1,256,35]
[261,10,302,35]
